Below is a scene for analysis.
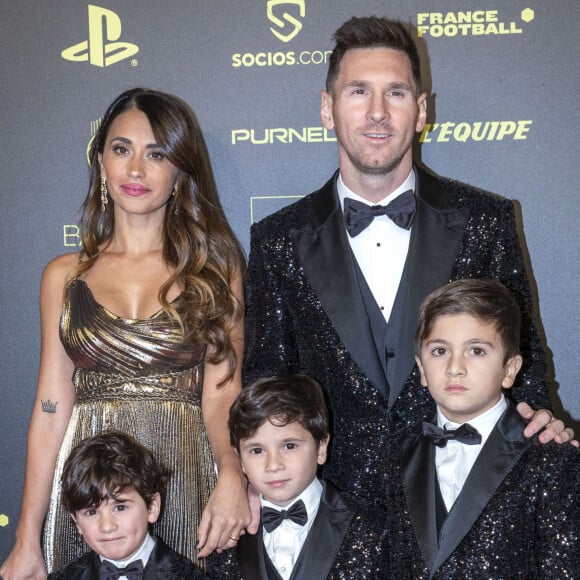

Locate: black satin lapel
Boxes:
[142,559,157,580]
[82,553,100,580]
[290,484,353,580]
[401,433,439,570]
[387,185,468,407]
[143,539,173,579]
[293,178,388,396]
[237,531,270,580]
[433,410,528,573]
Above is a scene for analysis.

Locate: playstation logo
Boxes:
[61,4,139,67]
[267,0,305,43]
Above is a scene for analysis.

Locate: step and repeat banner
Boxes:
[1,0,578,557]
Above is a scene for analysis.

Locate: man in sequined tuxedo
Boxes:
[384,280,579,579]
[243,16,574,502]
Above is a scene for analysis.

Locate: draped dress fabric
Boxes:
[42,278,216,570]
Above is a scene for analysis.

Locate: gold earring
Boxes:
[100,177,108,212]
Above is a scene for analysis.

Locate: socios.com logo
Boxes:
[62,4,139,67]
[267,0,305,42]
[232,0,330,69]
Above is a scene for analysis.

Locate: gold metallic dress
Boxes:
[42,279,216,570]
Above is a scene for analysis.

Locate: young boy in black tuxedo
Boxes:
[48,431,208,579]
[385,279,579,579]
[216,374,389,579]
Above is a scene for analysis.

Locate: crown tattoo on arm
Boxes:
[41,399,58,413]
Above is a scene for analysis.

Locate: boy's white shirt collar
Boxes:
[100,531,155,569]
[260,478,323,580]
[260,477,323,522]
[435,395,507,512]
[437,393,507,442]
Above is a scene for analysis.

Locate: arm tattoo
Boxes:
[41,399,58,413]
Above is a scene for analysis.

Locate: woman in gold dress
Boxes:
[0,88,250,578]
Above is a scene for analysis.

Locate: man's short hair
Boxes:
[229,374,329,450]
[326,16,422,95]
[61,431,169,513]
[415,279,522,362]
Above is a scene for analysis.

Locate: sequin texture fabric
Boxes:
[207,481,390,579]
[244,169,549,502]
[384,414,580,578]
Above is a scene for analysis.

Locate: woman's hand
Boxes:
[196,463,251,557]
[0,539,48,580]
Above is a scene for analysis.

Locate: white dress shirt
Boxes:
[100,532,155,577]
[337,170,415,322]
[435,395,507,511]
[262,478,323,580]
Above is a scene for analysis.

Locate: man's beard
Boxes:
[348,149,406,177]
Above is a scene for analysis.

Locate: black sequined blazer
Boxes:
[244,166,549,500]
[384,402,579,579]
[209,480,389,580]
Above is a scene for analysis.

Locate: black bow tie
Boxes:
[422,422,482,447]
[343,190,416,237]
[100,559,144,580]
[262,499,308,532]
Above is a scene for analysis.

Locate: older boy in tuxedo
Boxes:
[48,431,207,579]
[218,374,389,579]
[385,279,579,579]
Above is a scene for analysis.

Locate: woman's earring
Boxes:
[100,177,108,212]
[172,189,179,215]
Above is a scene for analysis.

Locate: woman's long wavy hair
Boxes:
[74,88,245,384]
